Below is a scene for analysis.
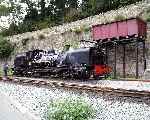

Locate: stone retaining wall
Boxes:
[8,1,150,52]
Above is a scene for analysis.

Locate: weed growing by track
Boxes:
[46,97,96,120]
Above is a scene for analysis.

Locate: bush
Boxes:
[8,67,14,76]
[114,15,126,21]
[47,97,96,120]
[145,14,150,22]
[0,68,3,77]
[73,27,82,34]
[0,35,14,59]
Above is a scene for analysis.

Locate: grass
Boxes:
[106,75,113,80]
[46,97,96,120]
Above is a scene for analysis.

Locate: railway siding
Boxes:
[1,77,150,98]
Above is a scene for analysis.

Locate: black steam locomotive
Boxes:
[13,47,111,79]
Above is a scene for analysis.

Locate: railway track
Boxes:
[0,76,150,98]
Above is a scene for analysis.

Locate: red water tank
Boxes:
[92,17,147,41]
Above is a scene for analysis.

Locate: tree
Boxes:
[0,4,11,16]
[67,0,79,9]
[39,0,46,19]
[24,8,39,21]
[0,35,14,58]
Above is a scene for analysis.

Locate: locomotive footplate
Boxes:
[31,67,56,77]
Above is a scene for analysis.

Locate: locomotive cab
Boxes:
[90,47,111,78]
[57,47,111,79]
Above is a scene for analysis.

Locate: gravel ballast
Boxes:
[0,82,150,120]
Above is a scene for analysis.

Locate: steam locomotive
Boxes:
[13,47,111,79]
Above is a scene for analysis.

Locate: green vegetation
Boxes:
[0,4,12,16]
[0,68,3,77]
[22,38,30,46]
[0,0,142,36]
[47,97,96,120]
[0,35,14,58]
[146,16,150,22]
[145,8,150,22]
[114,15,126,21]
[106,75,113,80]
[7,67,13,76]
[83,26,91,33]
[64,39,79,49]
[73,27,82,34]
[0,66,13,77]
[70,40,79,49]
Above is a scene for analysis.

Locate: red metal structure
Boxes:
[92,17,147,41]
[92,17,147,79]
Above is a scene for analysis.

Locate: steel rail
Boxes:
[0,76,150,98]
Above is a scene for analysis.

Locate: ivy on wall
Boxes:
[64,39,79,49]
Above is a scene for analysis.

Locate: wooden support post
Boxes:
[105,44,108,65]
[143,40,146,70]
[114,42,117,79]
[136,40,139,79]
[123,44,126,78]
[104,44,109,79]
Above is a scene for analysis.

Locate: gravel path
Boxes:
[0,81,150,120]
